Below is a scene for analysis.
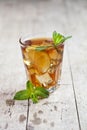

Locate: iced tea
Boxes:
[20,38,64,92]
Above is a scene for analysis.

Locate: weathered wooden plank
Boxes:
[25,44,79,130]
[0,37,28,129]
[0,92,27,130]
[65,0,87,130]
[27,84,79,130]
[25,0,80,129]
[0,1,35,130]
[67,42,87,130]
[1,0,86,130]
[61,45,72,85]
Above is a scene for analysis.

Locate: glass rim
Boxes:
[19,36,52,46]
[19,31,52,46]
[19,37,64,50]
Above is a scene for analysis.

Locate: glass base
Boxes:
[47,80,61,93]
[47,86,56,93]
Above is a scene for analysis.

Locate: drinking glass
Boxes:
[19,33,64,92]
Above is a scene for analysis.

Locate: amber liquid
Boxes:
[21,38,64,89]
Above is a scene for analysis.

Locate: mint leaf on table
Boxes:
[35,87,49,98]
[26,80,34,91]
[14,90,29,100]
[14,80,49,103]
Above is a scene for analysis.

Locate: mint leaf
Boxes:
[35,46,49,51]
[53,31,58,42]
[14,80,49,103]
[30,93,38,103]
[26,80,34,91]
[35,87,49,98]
[35,31,72,51]
[35,45,52,51]
[61,36,72,43]
[36,87,49,95]
[53,31,72,45]
[14,90,29,100]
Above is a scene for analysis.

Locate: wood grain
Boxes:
[0,0,87,130]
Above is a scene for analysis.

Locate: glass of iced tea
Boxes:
[19,33,64,92]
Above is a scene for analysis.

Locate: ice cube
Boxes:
[24,49,36,64]
[29,68,39,75]
[48,49,58,60]
[41,40,53,46]
[50,59,57,66]
[24,48,50,73]
[48,66,56,74]
[36,73,53,86]
[34,51,50,73]
[26,45,38,51]
[23,49,35,68]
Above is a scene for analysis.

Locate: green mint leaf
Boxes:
[53,31,58,42]
[35,87,49,98]
[53,31,72,45]
[35,46,49,51]
[26,80,34,91]
[14,90,29,100]
[36,87,49,95]
[30,93,38,103]
[14,80,49,103]
[60,36,72,43]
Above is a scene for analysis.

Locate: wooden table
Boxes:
[0,0,87,130]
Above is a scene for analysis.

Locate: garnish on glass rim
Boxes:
[53,31,72,45]
[35,31,72,51]
[14,81,49,103]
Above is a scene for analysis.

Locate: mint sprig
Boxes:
[35,31,72,51]
[35,46,50,51]
[53,31,72,45]
[14,81,49,103]
[14,90,29,100]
